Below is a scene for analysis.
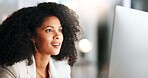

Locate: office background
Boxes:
[0,0,147,78]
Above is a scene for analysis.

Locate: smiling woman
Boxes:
[33,16,63,56]
[0,2,81,78]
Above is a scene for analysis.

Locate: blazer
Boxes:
[0,56,71,78]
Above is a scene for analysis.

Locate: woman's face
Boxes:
[33,16,63,55]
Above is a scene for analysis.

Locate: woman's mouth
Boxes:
[52,43,60,48]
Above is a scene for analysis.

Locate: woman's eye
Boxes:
[46,29,52,32]
[59,29,62,32]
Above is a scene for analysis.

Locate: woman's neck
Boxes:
[35,52,50,77]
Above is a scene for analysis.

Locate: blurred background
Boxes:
[0,0,148,78]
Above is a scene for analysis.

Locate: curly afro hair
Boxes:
[0,2,81,66]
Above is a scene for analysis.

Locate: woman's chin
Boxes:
[51,52,60,55]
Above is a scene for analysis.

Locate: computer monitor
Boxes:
[108,6,148,78]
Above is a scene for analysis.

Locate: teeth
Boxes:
[52,43,59,45]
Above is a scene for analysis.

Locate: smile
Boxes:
[52,43,60,48]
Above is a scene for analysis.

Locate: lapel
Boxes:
[50,58,60,78]
[27,56,36,78]
[26,56,61,78]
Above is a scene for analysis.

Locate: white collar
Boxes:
[27,56,60,78]
[50,58,60,78]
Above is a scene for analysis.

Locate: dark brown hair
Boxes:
[0,2,81,66]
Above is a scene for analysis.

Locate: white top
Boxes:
[0,56,71,78]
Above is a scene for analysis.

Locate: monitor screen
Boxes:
[108,6,148,78]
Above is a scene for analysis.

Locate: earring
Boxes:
[32,40,38,52]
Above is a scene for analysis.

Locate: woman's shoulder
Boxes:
[51,58,70,66]
[0,60,27,78]
[50,58,70,70]
[0,64,18,78]
[0,59,36,78]
[50,58,71,78]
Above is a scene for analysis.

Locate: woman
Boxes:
[0,2,80,78]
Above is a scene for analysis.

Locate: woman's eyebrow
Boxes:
[43,26,62,29]
[43,26,54,29]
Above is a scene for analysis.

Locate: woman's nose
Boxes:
[53,32,60,39]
